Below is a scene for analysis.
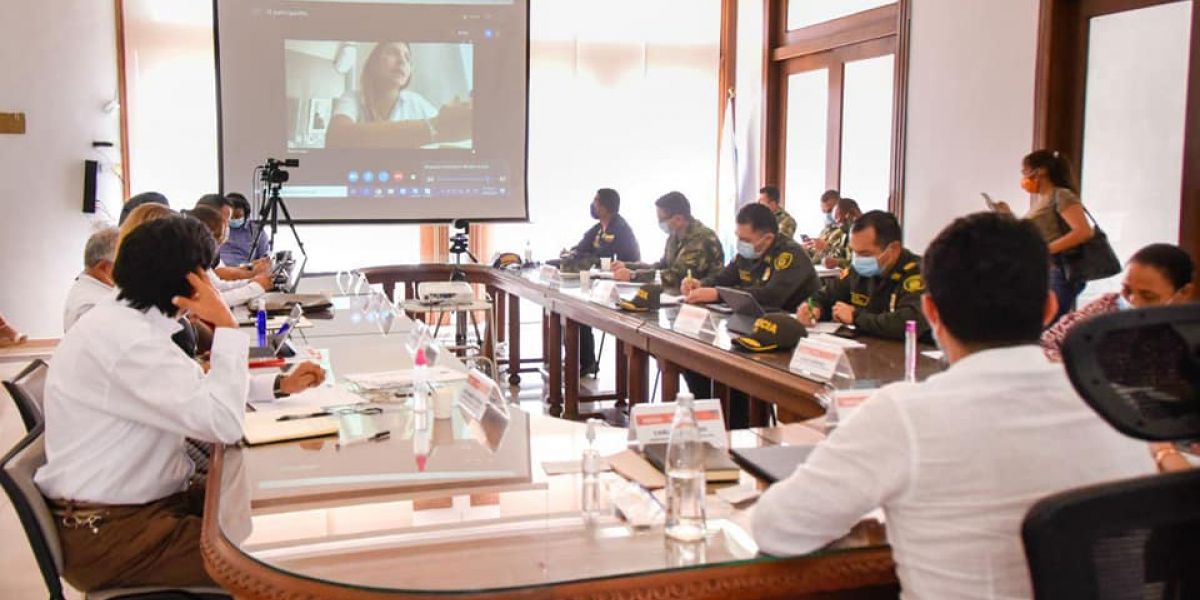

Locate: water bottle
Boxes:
[255,299,268,348]
[665,393,706,542]
[412,347,430,431]
[524,240,532,265]
[904,320,918,383]
[581,418,603,519]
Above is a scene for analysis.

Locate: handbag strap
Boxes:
[1052,189,1105,231]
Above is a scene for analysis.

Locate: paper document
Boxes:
[243,407,340,446]
[806,322,842,334]
[660,293,683,306]
[810,333,867,349]
[922,350,945,361]
[344,366,468,390]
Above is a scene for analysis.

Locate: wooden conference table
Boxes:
[358,264,943,421]
[201,288,900,599]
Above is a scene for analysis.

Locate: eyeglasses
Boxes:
[276,406,383,422]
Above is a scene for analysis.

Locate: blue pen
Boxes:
[276,322,291,339]
[255,301,267,347]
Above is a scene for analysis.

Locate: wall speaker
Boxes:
[82,159,98,214]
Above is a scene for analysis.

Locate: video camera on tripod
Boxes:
[250,157,308,268]
[260,158,298,185]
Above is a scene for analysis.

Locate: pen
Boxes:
[337,430,391,449]
[276,410,332,422]
[276,322,292,338]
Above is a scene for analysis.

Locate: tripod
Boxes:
[249,164,308,283]
[448,231,477,282]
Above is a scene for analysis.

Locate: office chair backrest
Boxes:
[1060,304,1200,442]
[1022,305,1200,599]
[4,359,49,432]
[0,425,66,600]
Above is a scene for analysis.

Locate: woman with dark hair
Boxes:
[995,150,1095,323]
[1041,243,1195,361]
[326,42,472,148]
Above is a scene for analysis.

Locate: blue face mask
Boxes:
[1116,294,1134,311]
[736,240,759,260]
[852,254,881,277]
[230,218,246,229]
[825,212,835,226]
[658,220,672,235]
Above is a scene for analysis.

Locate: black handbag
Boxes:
[1053,191,1122,282]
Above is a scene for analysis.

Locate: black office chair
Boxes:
[1022,304,1200,599]
[0,425,230,600]
[4,358,48,432]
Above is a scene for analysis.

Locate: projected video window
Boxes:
[285,41,474,151]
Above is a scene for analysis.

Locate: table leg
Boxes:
[713,382,731,429]
[748,395,769,428]
[507,294,522,385]
[662,361,681,403]
[494,290,506,344]
[628,346,649,408]
[563,316,580,421]
[546,310,562,417]
[614,340,628,408]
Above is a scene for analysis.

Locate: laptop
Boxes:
[729,445,815,484]
[249,304,301,359]
[716,287,767,335]
[277,253,307,294]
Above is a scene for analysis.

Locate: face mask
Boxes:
[230,217,246,229]
[852,254,881,277]
[1020,176,1040,194]
[658,220,672,235]
[736,240,759,260]
[590,205,600,220]
[825,212,835,226]
[1116,294,1134,311]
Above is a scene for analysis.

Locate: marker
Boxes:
[337,430,391,449]
[276,322,292,339]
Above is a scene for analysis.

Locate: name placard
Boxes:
[456,368,506,420]
[629,400,726,448]
[673,304,711,336]
[588,281,619,305]
[789,338,849,382]
[539,264,560,283]
[833,388,877,424]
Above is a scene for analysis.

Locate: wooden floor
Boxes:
[0,318,654,598]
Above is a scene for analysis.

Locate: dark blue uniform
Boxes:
[571,214,641,262]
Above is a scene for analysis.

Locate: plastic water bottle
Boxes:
[665,393,706,542]
[524,240,532,265]
[412,347,430,431]
[255,299,268,347]
[581,418,603,519]
[904,320,918,383]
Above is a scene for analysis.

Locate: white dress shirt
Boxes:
[36,298,249,505]
[62,272,115,332]
[752,345,1155,600]
[207,268,265,307]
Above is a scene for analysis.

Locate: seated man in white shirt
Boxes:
[751,212,1156,600]
[34,217,311,592]
[63,226,118,331]
[190,205,274,307]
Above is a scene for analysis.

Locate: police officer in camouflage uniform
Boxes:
[682,203,819,312]
[758,185,797,240]
[680,203,819,429]
[798,210,930,340]
[612,192,724,289]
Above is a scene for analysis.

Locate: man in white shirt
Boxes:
[752,212,1156,599]
[36,217,285,591]
[63,226,119,331]
[190,204,274,307]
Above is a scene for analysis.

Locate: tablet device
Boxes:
[716,287,766,335]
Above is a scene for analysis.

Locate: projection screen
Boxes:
[214,0,529,223]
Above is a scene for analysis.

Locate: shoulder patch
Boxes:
[774,252,794,270]
[839,268,851,280]
[903,261,918,272]
[903,274,925,293]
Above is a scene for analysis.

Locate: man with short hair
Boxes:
[63,227,120,332]
[753,212,1155,599]
[611,191,723,288]
[758,185,796,240]
[195,194,269,283]
[803,189,842,255]
[118,191,169,225]
[565,188,640,376]
[195,193,233,222]
[220,192,271,265]
[682,203,818,311]
[798,210,930,340]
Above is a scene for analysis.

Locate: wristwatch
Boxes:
[273,374,290,399]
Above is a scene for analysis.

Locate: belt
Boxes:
[48,499,115,534]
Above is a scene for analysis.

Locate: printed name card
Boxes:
[673,304,711,336]
[456,368,506,420]
[629,400,727,448]
[789,338,851,382]
[588,281,619,305]
[832,388,877,424]
[539,264,560,283]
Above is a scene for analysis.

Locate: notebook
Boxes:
[641,442,741,483]
[243,408,340,446]
[729,445,815,484]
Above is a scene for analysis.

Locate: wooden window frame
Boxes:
[762,0,912,219]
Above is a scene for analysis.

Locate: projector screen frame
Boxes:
[211,0,532,225]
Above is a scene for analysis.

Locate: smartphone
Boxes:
[981,192,998,211]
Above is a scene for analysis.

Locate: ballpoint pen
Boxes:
[276,410,332,422]
[337,430,391,449]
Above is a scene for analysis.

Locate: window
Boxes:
[765,0,909,237]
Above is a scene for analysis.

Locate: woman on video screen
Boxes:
[326,42,472,148]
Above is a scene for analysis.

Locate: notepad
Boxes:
[642,442,741,484]
[242,408,339,446]
[344,367,468,390]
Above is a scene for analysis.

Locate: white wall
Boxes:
[0,2,122,338]
[902,0,1041,252]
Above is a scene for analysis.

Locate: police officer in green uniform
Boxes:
[798,210,930,340]
[758,185,797,240]
[682,203,819,311]
[680,203,819,429]
[611,191,724,289]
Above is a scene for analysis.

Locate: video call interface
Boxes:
[216,0,527,220]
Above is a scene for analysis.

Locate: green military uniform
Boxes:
[703,235,818,311]
[812,223,851,269]
[625,218,724,289]
[773,208,798,240]
[808,248,930,340]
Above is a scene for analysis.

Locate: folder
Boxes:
[641,442,741,484]
[242,408,339,446]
